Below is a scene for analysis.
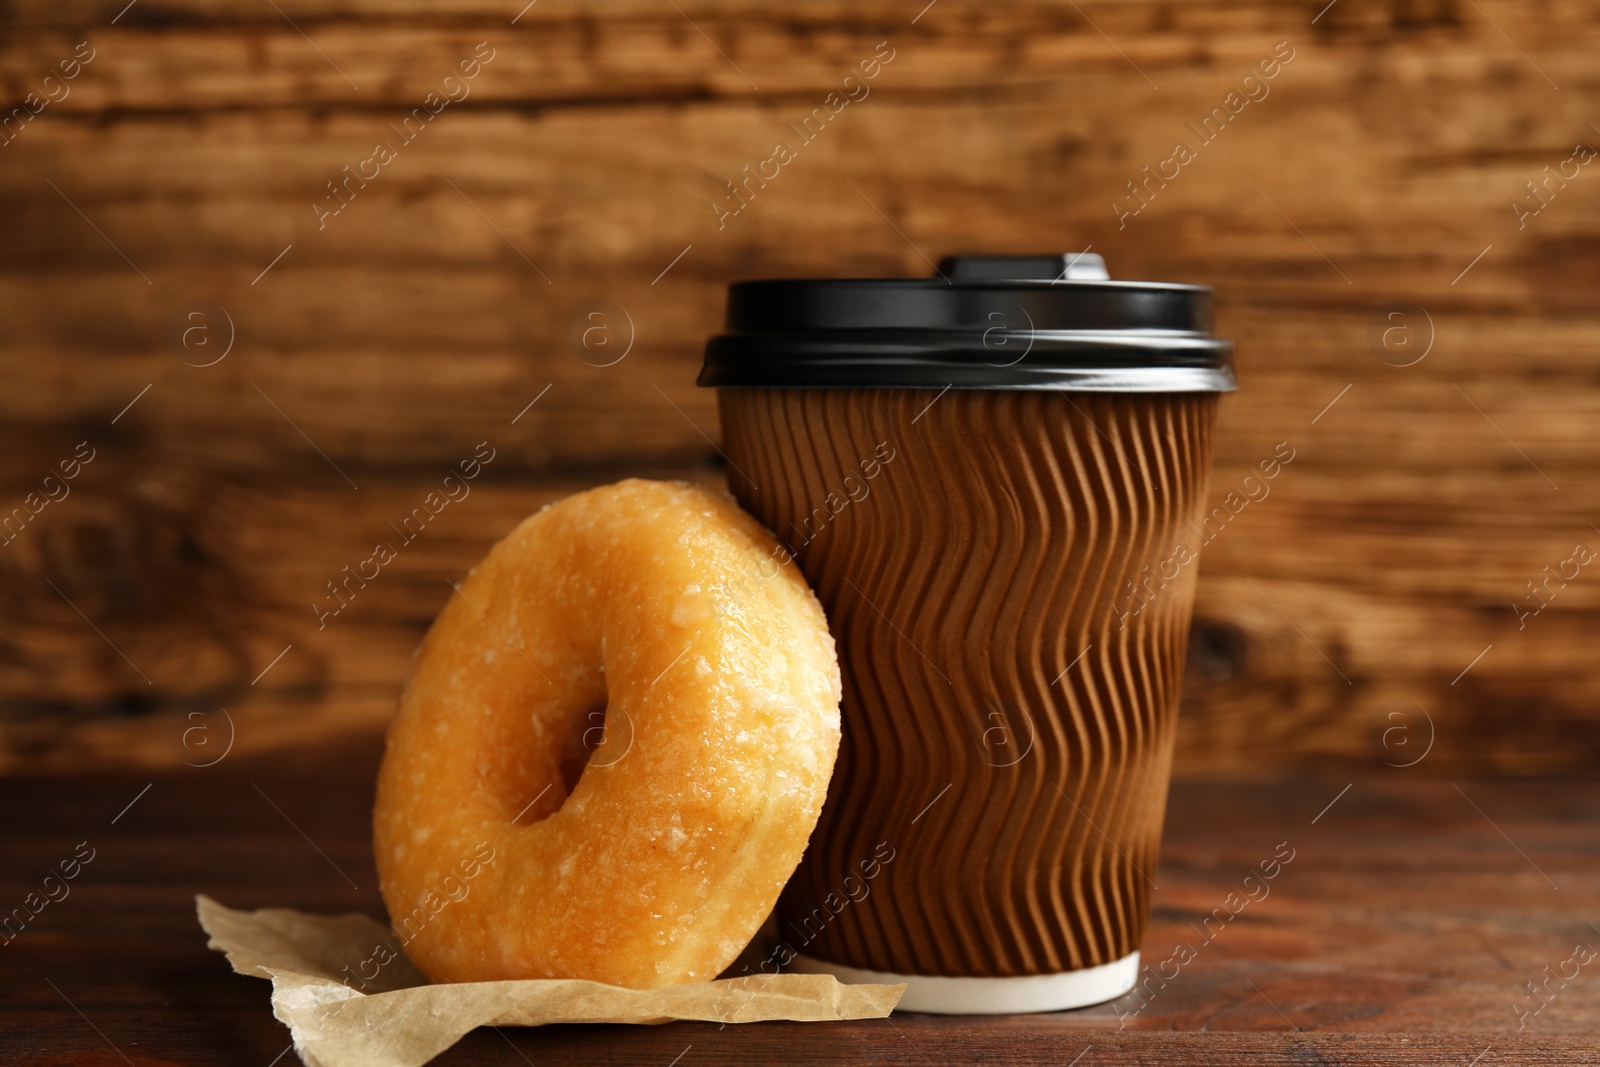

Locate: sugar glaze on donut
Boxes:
[374,479,841,988]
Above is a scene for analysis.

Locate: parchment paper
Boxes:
[196,895,903,1067]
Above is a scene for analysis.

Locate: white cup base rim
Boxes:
[791,949,1141,1015]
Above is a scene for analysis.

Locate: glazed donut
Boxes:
[373,479,842,988]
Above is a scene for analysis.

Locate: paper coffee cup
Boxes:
[699,254,1234,1014]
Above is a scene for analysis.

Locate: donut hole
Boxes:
[557,697,613,795]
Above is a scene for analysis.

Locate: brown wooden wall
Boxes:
[1,0,1597,776]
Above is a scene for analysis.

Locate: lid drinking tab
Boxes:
[938,253,1111,282]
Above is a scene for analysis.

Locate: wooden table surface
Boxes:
[4,740,1597,1066]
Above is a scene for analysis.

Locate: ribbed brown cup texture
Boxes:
[718,389,1218,978]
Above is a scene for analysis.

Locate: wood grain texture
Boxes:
[2,746,1596,1064]
[1,0,1598,774]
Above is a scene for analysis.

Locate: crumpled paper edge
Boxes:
[197,895,904,1067]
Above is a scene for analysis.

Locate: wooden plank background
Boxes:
[1,0,1597,776]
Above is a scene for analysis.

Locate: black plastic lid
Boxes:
[697,254,1236,392]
